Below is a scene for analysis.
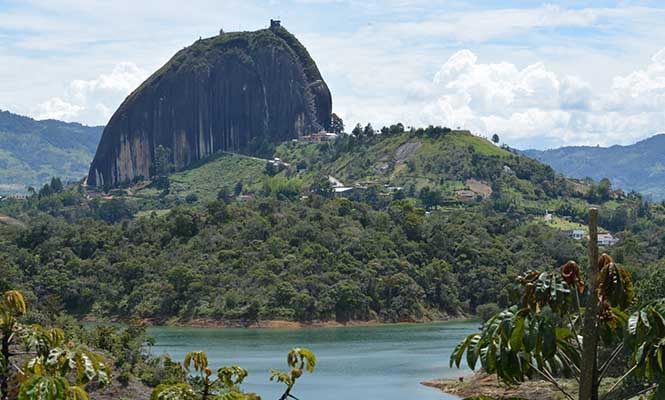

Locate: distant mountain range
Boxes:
[524,134,665,200]
[0,110,103,194]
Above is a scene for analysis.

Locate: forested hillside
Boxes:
[525,134,665,200]
[0,127,661,326]
[0,110,103,194]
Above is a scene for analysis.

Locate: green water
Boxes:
[149,321,479,400]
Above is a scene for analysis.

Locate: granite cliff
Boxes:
[87,21,332,187]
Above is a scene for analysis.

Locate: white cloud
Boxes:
[381,4,602,42]
[34,98,84,121]
[413,46,665,148]
[34,62,147,125]
[3,1,665,149]
[421,49,576,140]
[605,49,665,112]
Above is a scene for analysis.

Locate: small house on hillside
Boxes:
[455,190,478,203]
[301,131,338,143]
[563,229,619,246]
[598,232,619,246]
[565,229,585,240]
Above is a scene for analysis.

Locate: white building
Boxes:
[598,232,619,246]
[567,229,585,240]
[565,229,619,246]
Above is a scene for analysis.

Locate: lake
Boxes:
[149,321,479,400]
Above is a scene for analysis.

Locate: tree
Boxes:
[152,348,316,400]
[151,145,174,177]
[418,186,443,209]
[19,340,110,400]
[450,209,665,400]
[363,123,375,137]
[330,281,368,322]
[389,123,405,135]
[330,113,344,134]
[491,134,500,144]
[270,348,317,400]
[207,200,229,224]
[597,178,612,202]
[310,175,334,198]
[49,177,64,193]
[1,290,110,400]
[185,193,199,204]
[152,351,257,400]
[217,186,231,203]
[234,180,244,196]
[476,302,500,322]
[37,183,52,199]
[637,261,665,304]
[94,198,135,223]
[265,162,279,177]
[352,123,363,137]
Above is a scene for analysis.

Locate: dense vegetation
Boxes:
[1,128,662,327]
[0,110,102,195]
[2,125,665,399]
[452,248,665,399]
[0,289,315,400]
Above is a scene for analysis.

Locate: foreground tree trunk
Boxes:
[1,334,10,400]
[579,208,600,400]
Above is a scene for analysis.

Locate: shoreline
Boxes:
[81,314,475,329]
[421,373,565,400]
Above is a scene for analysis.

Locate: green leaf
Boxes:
[486,343,497,373]
[451,334,476,368]
[641,309,651,330]
[510,315,525,351]
[466,335,480,370]
[628,313,639,335]
[151,383,197,400]
[18,376,70,400]
[541,323,556,360]
[636,343,646,364]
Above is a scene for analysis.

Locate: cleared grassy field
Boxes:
[134,152,266,203]
[545,215,586,231]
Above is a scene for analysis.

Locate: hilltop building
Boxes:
[301,131,338,143]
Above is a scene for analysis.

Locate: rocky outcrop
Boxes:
[87,23,332,187]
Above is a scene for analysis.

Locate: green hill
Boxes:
[524,134,665,200]
[0,110,103,194]
[120,129,604,223]
[274,129,582,210]
[124,129,575,213]
[1,126,653,326]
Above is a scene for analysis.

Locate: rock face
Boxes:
[87,22,332,187]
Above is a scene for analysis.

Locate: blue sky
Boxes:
[1,0,665,149]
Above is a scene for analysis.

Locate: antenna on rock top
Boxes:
[270,19,281,31]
